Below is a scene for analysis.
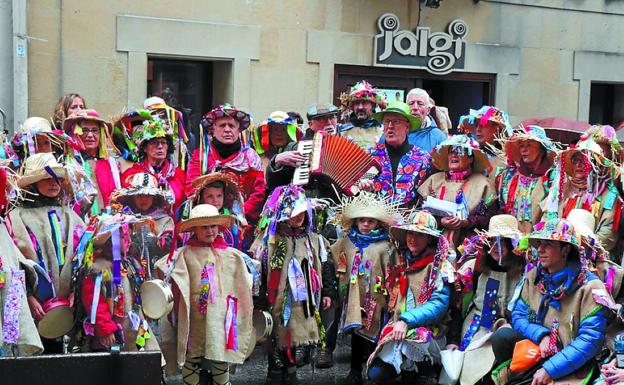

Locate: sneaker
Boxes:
[314,349,334,368]
[341,370,363,385]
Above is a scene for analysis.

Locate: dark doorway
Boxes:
[589,82,624,127]
[334,64,496,133]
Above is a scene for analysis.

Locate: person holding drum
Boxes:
[9,153,86,353]
[155,204,256,385]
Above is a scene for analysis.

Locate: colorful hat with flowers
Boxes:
[251,111,302,155]
[431,134,491,174]
[458,106,513,137]
[528,218,580,250]
[580,124,621,162]
[112,109,155,162]
[502,125,558,164]
[390,210,441,245]
[200,103,252,132]
[340,80,388,109]
[131,116,172,148]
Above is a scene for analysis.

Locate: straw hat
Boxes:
[191,172,241,202]
[503,125,557,164]
[479,214,522,240]
[179,204,235,233]
[334,192,403,232]
[62,109,111,136]
[581,124,621,161]
[18,153,67,188]
[457,106,512,137]
[431,135,491,174]
[111,172,174,209]
[372,101,421,131]
[20,117,53,134]
[341,80,388,109]
[200,104,251,132]
[528,218,580,249]
[566,209,595,239]
[390,210,441,245]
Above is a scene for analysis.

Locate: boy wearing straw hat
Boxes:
[251,185,336,385]
[367,211,454,385]
[445,215,526,385]
[330,192,401,385]
[11,116,69,166]
[9,153,85,353]
[155,204,255,385]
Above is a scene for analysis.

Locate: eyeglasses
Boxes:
[383,119,408,127]
[81,128,100,136]
[148,139,168,147]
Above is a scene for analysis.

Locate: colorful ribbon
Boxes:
[225,296,238,351]
[48,210,66,267]
[287,258,308,302]
[111,227,122,285]
[199,262,216,314]
[3,269,25,345]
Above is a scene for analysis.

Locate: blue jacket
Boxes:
[512,272,606,380]
[379,115,447,154]
[399,284,451,328]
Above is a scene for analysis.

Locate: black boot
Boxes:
[265,369,282,385]
[283,367,299,385]
[341,369,364,385]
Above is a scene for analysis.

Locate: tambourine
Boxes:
[140,279,174,319]
[38,298,74,339]
[252,309,273,342]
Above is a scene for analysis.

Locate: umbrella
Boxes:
[519,117,590,145]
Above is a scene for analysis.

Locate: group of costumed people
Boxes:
[1,80,624,385]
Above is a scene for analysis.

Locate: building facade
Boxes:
[2,0,624,133]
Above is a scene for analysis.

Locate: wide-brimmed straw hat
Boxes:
[560,139,610,177]
[372,100,421,132]
[111,172,174,209]
[334,192,403,232]
[179,204,235,233]
[62,109,111,136]
[21,117,53,134]
[390,210,440,245]
[479,214,522,240]
[528,218,580,249]
[457,106,512,137]
[200,103,251,132]
[503,125,557,164]
[431,135,491,174]
[191,172,241,203]
[18,153,67,188]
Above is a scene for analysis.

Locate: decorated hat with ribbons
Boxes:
[131,116,172,149]
[111,172,175,209]
[528,218,580,250]
[458,106,512,137]
[12,117,68,160]
[340,80,388,109]
[200,103,251,132]
[390,210,441,245]
[62,109,117,158]
[580,124,621,162]
[431,134,491,174]
[112,109,155,162]
[502,125,558,164]
[18,152,68,188]
[251,111,302,155]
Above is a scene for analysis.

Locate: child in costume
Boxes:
[367,210,454,385]
[252,185,336,385]
[77,211,162,358]
[0,165,43,356]
[155,204,255,385]
[9,153,85,353]
[330,192,401,385]
[111,171,175,268]
[445,214,526,385]
[185,172,248,250]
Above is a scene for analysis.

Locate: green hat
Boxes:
[372,101,421,131]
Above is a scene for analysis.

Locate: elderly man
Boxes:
[338,80,387,151]
[185,103,265,226]
[361,101,432,208]
[265,103,341,201]
[405,88,447,152]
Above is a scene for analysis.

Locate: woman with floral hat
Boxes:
[154,204,256,385]
[489,218,608,385]
[122,117,187,211]
[496,125,557,234]
[143,96,190,171]
[251,185,335,385]
[186,104,265,226]
[417,135,498,253]
[9,153,85,353]
[366,211,454,385]
[330,192,401,385]
[457,106,512,182]
[251,111,302,171]
[542,138,621,254]
[445,214,526,385]
[63,109,122,216]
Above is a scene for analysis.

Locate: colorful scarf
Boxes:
[534,261,582,322]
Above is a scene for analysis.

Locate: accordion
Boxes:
[292,132,380,196]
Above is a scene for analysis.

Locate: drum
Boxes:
[140,279,174,319]
[252,309,273,343]
[38,298,74,339]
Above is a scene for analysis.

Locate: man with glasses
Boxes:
[404,88,447,152]
[360,101,432,208]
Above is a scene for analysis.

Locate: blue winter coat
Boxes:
[398,284,451,328]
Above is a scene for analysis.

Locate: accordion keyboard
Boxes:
[293,140,313,185]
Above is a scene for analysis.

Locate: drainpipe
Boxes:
[12,0,27,134]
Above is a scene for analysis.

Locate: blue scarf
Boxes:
[535,260,581,322]
[347,227,388,253]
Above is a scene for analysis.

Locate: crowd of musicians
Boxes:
[1,80,624,385]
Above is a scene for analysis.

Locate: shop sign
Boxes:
[374,13,468,75]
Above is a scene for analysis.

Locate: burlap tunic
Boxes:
[156,245,253,366]
[331,237,394,341]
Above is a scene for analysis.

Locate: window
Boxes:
[589,82,624,127]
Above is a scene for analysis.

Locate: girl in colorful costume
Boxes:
[446,215,526,385]
[418,135,497,253]
[490,218,608,385]
[366,210,454,385]
[186,172,248,250]
[496,125,557,234]
[155,204,255,385]
[10,153,85,353]
[330,192,401,385]
[252,185,335,385]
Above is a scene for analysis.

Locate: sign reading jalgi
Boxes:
[374,13,468,75]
